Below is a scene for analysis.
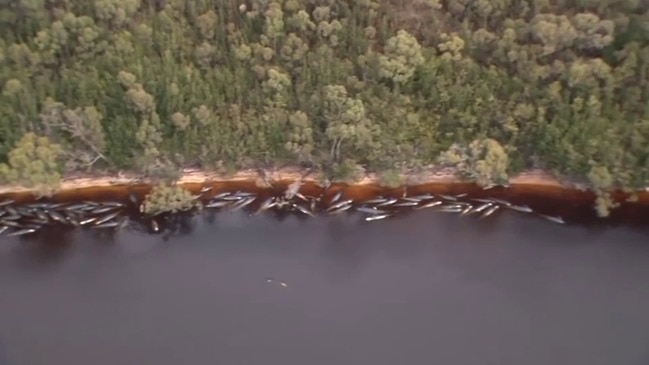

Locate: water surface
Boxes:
[1,209,648,365]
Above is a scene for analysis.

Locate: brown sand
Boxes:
[0,166,577,196]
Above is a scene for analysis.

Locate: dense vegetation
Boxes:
[1,0,649,215]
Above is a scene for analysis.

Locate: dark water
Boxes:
[1,208,648,365]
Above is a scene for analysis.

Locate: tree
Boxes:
[262,68,292,107]
[321,85,376,162]
[439,138,510,187]
[285,110,314,163]
[379,30,424,85]
[142,183,199,216]
[39,98,108,171]
[0,132,64,197]
[587,165,619,217]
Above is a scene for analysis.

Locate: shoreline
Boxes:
[0,166,609,196]
[1,166,649,228]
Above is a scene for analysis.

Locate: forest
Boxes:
[1,0,649,216]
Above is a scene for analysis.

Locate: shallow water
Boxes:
[1,208,648,365]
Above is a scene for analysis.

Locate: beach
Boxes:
[0,166,572,196]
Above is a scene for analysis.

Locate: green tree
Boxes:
[439,138,510,187]
[285,110,314,163]
[321,85,376,162]
[0,132,65,196]
[39,98,108,171]
[142,183,199,216]
[379,30,424,85]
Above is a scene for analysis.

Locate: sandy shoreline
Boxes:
[0,166,586,196]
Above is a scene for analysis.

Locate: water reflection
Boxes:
[1,209,649,365]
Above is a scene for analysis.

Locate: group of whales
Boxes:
[0,184,565,238]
